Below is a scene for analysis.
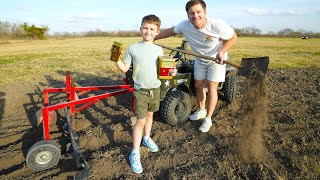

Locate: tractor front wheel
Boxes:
[160,90,192,126]
[26,140,61,171]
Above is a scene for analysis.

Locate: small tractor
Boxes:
[125,40,237,126]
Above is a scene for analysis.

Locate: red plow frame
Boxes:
[41,71,134,140]
[26,71,134,179]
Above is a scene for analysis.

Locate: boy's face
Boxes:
[140,22,159,42]
[187,3,207,29]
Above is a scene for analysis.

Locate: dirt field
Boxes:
[0,67,319,179]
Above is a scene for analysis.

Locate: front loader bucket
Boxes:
[237,56,270,77]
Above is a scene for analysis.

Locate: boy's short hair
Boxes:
[141,14,161,31]
[185,0,206,12]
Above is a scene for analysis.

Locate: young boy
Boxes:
[114,14,176,174]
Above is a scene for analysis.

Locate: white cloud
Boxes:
[22,17,49,27]
[59,14,108,23]
[281,0,318,3]
[15,6,30,12]
[246,8,269,16]
[246,8,319,16]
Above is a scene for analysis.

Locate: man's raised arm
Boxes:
[154,27,176,41]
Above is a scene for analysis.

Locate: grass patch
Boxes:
[0,37,319,84]
[0,41,10,45]
[230,37,320,69]
[0,53,44,65]
[313,51,320,56]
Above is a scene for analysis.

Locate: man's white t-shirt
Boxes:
[174,18,234,61]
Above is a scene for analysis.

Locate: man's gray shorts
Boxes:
[194,60,226,82]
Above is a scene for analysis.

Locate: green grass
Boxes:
[230,37,320,68]
[0,37,319,84]
[0,53,46,65]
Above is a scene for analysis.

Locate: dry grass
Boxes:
[0,37,319,84]
[231,37,320,68]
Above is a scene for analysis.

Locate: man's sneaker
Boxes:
[142,137,159,152]
[129,151,143,174]
[189,109,207,121]
[199,117,212,133]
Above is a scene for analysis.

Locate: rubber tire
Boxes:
[26,140,61,171]
[160,90,192,126]
[223,75,237,103]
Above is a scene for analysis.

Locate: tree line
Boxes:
[1,21,319,40]
[233,27,319,38]
[0,21,48,40]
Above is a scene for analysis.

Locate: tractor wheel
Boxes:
[26,140,61,171]
[223,75,237,103]
[160,90,192,126]
[32,109,57,128]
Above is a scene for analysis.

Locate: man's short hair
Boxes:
[141,14,161,31]
[185,0,206,12]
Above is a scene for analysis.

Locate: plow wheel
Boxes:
[26,140,61,171]
[32,109,57,128]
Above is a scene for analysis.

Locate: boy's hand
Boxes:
[169,68,177,76]
[110,48,123,62]
[110,41,123,62]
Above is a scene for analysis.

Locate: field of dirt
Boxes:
[0,67,319,179]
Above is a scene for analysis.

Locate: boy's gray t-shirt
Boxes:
[123,42,163,89]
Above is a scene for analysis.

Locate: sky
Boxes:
[1,0,320,34]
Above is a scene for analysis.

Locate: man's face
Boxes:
[187,4,207,29]
[140,22,159,42]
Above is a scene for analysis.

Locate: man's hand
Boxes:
[215,52,224,65]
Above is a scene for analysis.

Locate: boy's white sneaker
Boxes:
[189,109,207,121]
[199,117,212,133]
[129,151,143,174]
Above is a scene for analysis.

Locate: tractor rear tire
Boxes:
[26,140,61,171]
[160,90,192,126]
[223,75,237,103]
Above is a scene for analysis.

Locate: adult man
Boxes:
[154,0,237,132]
